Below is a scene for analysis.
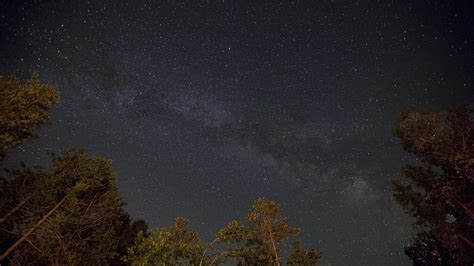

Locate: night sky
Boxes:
[1,1,473,265]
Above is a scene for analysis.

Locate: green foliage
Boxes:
[287,240,321,265]
[392,107,474,265]
[0,150,137,264]
[0,72,147,265]
[112,213,150,265]
[124,217,205,265]
[245,198,299,264]
[215,198,318,266]
[124,198,320,266]
[0,72,59,161]
[217,220,245,244]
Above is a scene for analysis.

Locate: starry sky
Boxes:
[1,1,473,265]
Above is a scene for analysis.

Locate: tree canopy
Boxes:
[0,74,146,265]
[125,198,321,265]
[0,149,140,264]
[392,107,474,265]
[0,72,59,161]
[124,216,205,265]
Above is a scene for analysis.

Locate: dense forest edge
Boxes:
[0,73,472,265]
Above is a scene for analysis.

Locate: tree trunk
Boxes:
[0,195,32,224]
[265,217,280,266]
[0,196,67,261]
[199,238,218,266]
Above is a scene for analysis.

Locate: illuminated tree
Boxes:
[216,198,319,265]
[0,72,59,161]
[0,72,145,264]
[124,217,205,265]
[125,198,320,265]
[392,107,474,265]
[0,150,138,264]
[287,240,321,265]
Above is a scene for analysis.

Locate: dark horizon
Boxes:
[1,1,473,264]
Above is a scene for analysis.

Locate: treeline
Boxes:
[0,73,472,265]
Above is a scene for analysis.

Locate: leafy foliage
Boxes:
[245,198,299,264]
[0,72,59,161]
[0,150,144,264]
[0,72,146,264]
[124,217,205,265]
[215,198,319,265]
[392,107,474,265]
[217,220,245,244]
[287,240,321,265]
[112,213,149,265]
[125,198,321,265]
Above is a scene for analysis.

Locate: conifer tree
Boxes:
[0,150,136,264]
[392,107,474,265]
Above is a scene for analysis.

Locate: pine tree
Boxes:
[0,150,136,264]
[392,107,474,265]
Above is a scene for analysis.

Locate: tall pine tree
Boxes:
[392,107,473,265]
[0,150,135,264]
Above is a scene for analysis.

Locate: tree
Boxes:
[0,72,59,161]
[0,73,60,234]
[125,198,320,265]
[0,150,145,264]
[124,216,205,265]
[112,213,149,265]
[216,198,320,265]
[0,72,146,264]
[287,240,321,265]
[245,198,299,265]
[392,107,474,265]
